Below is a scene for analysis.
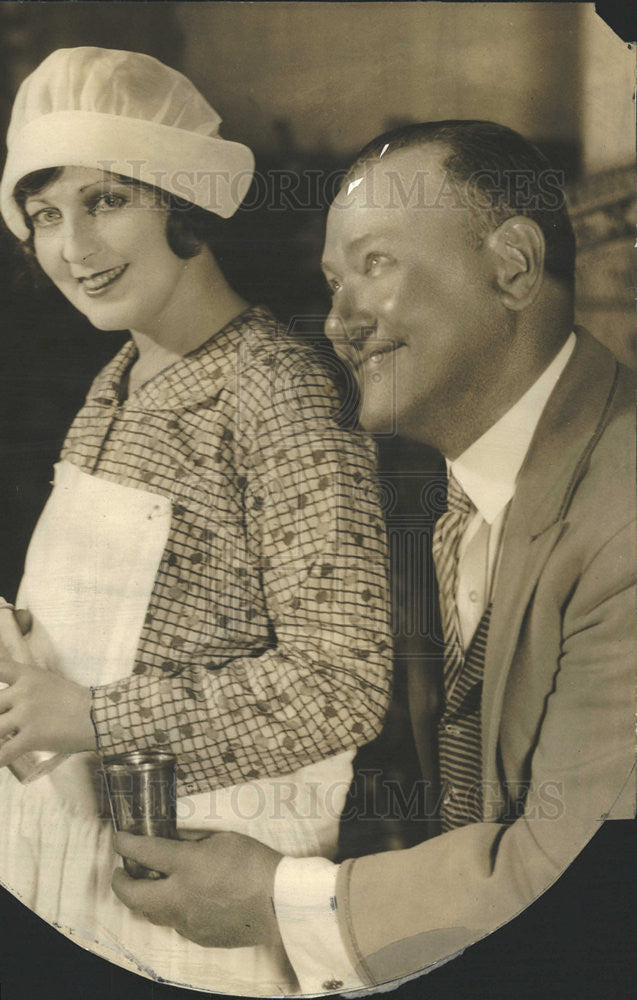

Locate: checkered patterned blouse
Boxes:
[61,306,392,795]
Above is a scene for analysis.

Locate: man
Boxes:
[111,121,636,993]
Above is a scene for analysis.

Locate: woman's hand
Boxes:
[0,658,96,763]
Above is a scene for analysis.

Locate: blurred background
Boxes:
[0,2,634,857]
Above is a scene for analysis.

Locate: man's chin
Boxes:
[358,405,397,437]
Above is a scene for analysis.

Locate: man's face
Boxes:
[322,146,505,443]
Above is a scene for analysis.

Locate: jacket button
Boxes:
[323,979,344,991]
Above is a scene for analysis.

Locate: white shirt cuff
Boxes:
[274,855,364,994]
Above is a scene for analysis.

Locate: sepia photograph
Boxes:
[0,2,634,998]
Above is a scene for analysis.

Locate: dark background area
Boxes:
[0,3,634,998]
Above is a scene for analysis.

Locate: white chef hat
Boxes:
[0,46,255,239]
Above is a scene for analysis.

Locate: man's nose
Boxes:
[325,288,374,351]
[59,217,99,266]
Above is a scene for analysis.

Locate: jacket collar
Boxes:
[481,329,623,807]
[508,327,620,539]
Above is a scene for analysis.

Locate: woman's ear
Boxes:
[486,216,545,311]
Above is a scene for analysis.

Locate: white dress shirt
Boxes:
[274,334,576,994]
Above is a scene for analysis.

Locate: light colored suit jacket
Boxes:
[335,330,636,986]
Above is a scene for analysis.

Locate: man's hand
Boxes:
[0,658,95,764]
[111,831,284,949]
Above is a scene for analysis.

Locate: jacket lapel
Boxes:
[480,330,620,807]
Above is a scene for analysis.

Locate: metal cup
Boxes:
[101,750,177,879]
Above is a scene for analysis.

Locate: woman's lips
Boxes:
[79,264,128,295]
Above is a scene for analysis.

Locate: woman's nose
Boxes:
[59,217,99,266]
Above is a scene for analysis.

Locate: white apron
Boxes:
[0,460,353,995]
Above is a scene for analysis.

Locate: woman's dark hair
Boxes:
[12,166,225,261]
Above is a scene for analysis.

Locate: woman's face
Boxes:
[23,166,186,333]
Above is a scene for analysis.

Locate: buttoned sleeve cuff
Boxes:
[274,855,365,995]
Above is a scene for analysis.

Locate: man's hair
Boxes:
[12,167,224,261]
[345,120,576,286]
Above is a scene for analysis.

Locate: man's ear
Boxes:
[487,216,545,311]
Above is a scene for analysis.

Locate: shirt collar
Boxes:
[87,305,276,408]
[449,332,576,524]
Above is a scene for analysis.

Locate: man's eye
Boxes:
[29,208,61,229]
[325,277,342,296]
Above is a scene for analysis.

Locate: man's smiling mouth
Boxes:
[79,264,128,295]
[356,343,401,370]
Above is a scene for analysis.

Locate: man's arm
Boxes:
[111,831,365,993]
[334,520,636,986]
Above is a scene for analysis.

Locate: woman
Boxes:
[0,47,392,994]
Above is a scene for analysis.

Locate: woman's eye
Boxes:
[29,207,61,229]
[90,192,127,214]
[366,253,389,273]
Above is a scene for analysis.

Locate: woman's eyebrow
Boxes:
[24,195,52,208]
[79,180,117,192]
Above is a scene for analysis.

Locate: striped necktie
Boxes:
[432,473,475,691]
[438,602,491,829]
